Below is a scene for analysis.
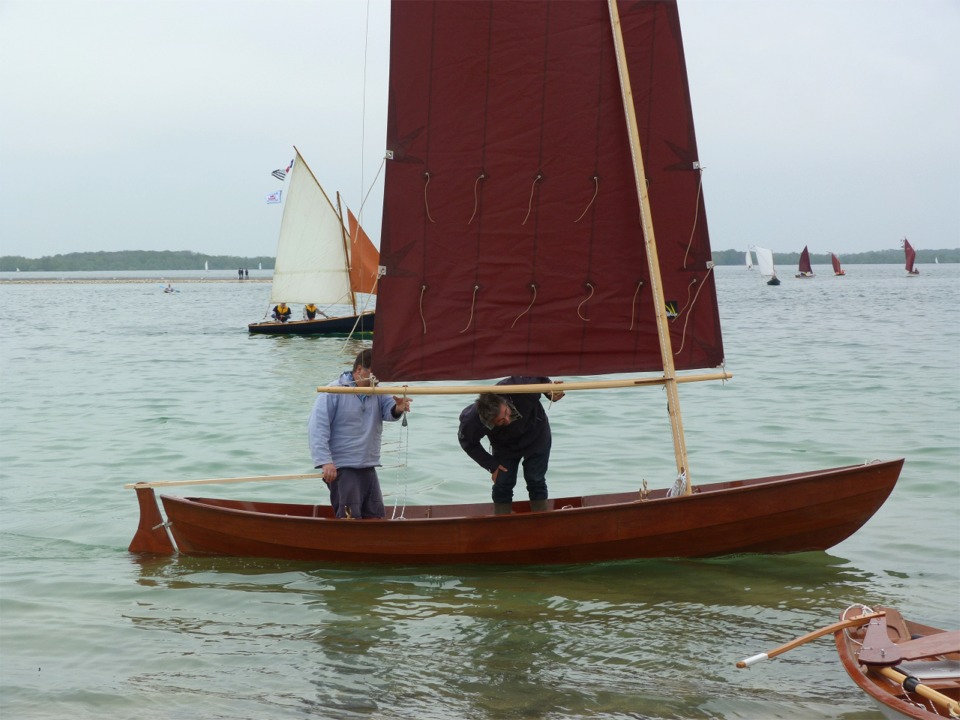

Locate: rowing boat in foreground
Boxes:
[836,605,959,719]
[737,605,959,719]
[128,459,902,563]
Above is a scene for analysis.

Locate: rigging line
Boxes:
[418,285,428,334]
[629,280,644,330]
[389,394,410,520]
[351,267,383,320]
[673,267,713,356]
[467,173,486,224]
[423,172,436,223]
[511,284,537,328]
[521,173,543,225]
[682,167,705,269]
[574,176,599,223]
[460,285,479,333]
[359,0,370,225]
[577,283,595,321]
[358,155,387,219]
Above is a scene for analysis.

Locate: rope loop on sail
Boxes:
[577,283,595,321]
[629,280,644,330]
[418,285,428,334]
[673,265,714,357]
[468,173,486,225]
[460,285,480,333]
[423,172,436,224]
[682,165,705,269]
[676,277,696,319]
[511,284,538,328]
[574,176,599,223]
[522,173,543,225]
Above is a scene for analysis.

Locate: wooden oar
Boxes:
[123,472,323,490]
[736,611,885,668]
[877,665,960,717]
[317,372,733,396]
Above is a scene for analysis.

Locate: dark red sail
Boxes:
[374,0,723,382]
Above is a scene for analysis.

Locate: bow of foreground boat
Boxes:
[128,459,904,565]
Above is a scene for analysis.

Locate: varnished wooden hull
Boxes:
[131,459,903,565]
[835,606,960,719]
[248,312,374,335]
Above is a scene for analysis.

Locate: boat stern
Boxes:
[128,485,176,554]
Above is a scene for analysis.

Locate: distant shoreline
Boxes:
[0,277,271,285]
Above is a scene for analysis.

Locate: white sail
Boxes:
[269,151,352,305]
[754,246,776,277]
[745,249,754,269]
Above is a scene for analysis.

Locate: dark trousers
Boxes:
[491,442,550,504]
[328,467,384,519]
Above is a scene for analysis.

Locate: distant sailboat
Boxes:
[902,237,920,276]
[755,246,780,285]
[248,148,378,335]
[745,248,754,270]
[795,245,814,278]
[830,252,845,276]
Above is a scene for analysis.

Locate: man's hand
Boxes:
[491,465,508,483]
[548,380,565,402]
[321,463,337,484]
[392,396,412,416]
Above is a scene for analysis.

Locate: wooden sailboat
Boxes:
[795,245,815,278]
[836,606,959,719]
[903,237,921,276]
[755,246,780,285]
[831,252,846,276]
[248,148,378,335]
[129,0,902,564]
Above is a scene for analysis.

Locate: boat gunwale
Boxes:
[161,458,904,525]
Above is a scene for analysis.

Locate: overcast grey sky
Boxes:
[1,0,957,260]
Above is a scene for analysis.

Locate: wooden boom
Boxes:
[317,372,732,396]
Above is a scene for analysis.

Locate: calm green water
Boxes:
[1,265,957,719]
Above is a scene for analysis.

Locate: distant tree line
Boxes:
[1,247,956,272]
[0,250,275,272]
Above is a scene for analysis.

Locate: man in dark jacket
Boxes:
[457,376,565,515]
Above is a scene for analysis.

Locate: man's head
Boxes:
[476,393,519,429]
[352,349,375,387]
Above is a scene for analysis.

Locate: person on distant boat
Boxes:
[457,376,565,515]
[272,303,291,322]
[163,283,175,293]
[308,349,412,519]
[303,303,327,320]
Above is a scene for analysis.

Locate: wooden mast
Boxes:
[607,0,692,491]
[335,191,359,316]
